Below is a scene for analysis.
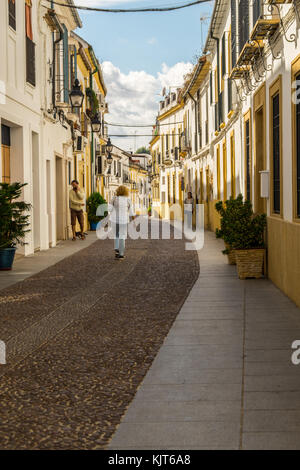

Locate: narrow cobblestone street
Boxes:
[1,229,300,450]
[0,226,199,449]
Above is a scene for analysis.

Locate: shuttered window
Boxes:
[272,93,280,214]
[62,25,69,103]
[221,34,226,78]
[245,119,251,201]
[296,74,300,217]
[228,78,232,112]
[238,0,249,54]
[218,91,224,126]
[231,0,237,68]
[253,0,261,27]
[8,0,16,30]
[25,2,35,86]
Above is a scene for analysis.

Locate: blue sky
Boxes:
[75,0,213,151]
[77,1,213,75]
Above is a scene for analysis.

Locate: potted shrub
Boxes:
[0,182,31,270]
[231,210,267,279]
[148,205,152,217]
[86,192,107,230]
[215,195,252,265]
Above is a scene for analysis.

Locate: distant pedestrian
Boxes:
[184,191,194,229]
[110,185,133,259]
[69,180,85,241]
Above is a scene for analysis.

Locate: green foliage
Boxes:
[86,88,99,116]
[136,147,150,155]
[86,192,107,223]
[0,182,31,249]
[215,194,267,252]
[148,206,152,213]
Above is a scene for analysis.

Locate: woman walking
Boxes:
[110,185,133,260]
[184,191,194,229]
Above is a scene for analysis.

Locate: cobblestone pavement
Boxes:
[0,225,199,449]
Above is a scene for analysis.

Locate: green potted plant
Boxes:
[231,210,267,279]
[215,194,252,265]
[148,205,152,217]
[0,182,31,270]
[86,192,107,230]
[85,88,99,117]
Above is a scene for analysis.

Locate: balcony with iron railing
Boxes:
[230,0,281,79]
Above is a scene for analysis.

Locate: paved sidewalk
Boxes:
[109,231,300,450]
[0,233,98,291]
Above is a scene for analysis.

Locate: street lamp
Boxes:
[106,138,113,154]
[91,114,101,133]
[69,79,84,109]
[106,138,113,166]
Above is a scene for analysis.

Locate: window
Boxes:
[231,0,237,68]
[228,78,232,113]
[296,78,300,216]
[25,0,35,86]
[218,91,224,126]
[8,0,16,30]
[1,125,11,184]
[230,132,236,198]
[197,90,202,149]
[253,0,261,27]
[217,145,220,200]
[270,76,282,215]
[223,140,227,201]
[68,161,72,184]
[292,58,300,220]
[200,170,203,202]
[221,34,226,78]
[238,0,249,54]
[245,119,251,201]
[173,173,176,203]
[272,93,280,214]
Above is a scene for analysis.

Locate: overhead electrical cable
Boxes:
[105,121,184,127]
[109,134,184,137]
[43,0,209,13]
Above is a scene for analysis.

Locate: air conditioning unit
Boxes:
[74,135,85,153]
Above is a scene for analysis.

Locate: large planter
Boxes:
[225,243,236,265]
[0,247,17,271]
[235,248,265,280]
[90,221,98,231]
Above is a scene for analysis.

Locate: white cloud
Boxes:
[102,61,193,151]
[147,37,157,45]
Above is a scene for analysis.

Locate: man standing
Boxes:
[69,180,85,241]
